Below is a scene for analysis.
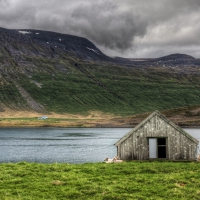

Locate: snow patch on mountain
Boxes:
[86,47,100,55]
[19,31,31,34]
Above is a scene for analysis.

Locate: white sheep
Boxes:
[104,156,123,163]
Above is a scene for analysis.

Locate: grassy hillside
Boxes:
[0,161,200,199]
[1,27,200,117]
[11,59,200,115]
[1,58,200,116]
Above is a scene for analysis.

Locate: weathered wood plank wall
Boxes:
[116,114,198,160]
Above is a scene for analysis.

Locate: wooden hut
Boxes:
[114,111,199,160]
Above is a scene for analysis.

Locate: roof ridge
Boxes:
[158,113,199,144]
[114,110,199,146]
[114,111,158,146]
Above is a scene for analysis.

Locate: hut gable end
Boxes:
[115,111,199,161]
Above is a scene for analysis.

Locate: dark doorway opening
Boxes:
[157,138,166,158]
[158,146,166,158]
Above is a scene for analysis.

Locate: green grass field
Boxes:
[0,161,200,199]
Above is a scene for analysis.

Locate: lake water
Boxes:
[0,128,199,163]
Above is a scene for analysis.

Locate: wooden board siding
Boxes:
[115,111,198,160]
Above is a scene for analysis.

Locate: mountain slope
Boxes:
[0,27,200,117]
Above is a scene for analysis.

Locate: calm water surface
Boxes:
[0,128,132,163]
[0,128,199,163]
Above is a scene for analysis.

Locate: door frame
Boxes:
[148,137,168,159]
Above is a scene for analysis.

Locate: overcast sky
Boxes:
[0,0,200,58]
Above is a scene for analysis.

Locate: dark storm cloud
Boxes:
[70,1,148,51]
[0,0,200,57]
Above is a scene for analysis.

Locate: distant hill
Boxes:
[0,27,200,117]
[158,53,195,61]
